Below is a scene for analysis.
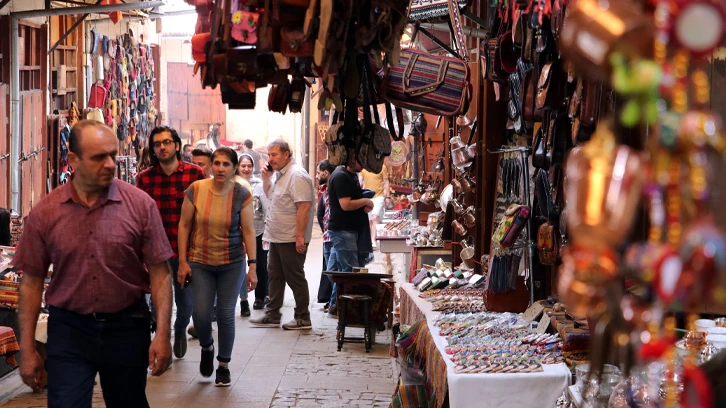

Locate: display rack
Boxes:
[487,146,535,306]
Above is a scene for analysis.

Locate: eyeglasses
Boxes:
[153,140,175,148]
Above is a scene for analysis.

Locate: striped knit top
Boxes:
[185,179,252,266]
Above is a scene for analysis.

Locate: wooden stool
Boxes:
[336,294,373,353]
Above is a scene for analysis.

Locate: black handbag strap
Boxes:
[385,103,405,141]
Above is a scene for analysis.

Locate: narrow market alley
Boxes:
[0,233,400,408]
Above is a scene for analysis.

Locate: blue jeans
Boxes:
[148,258,193,333]
[190,261,243,363]
[328,230,360,307]
[46,304,150,408]
[238,259,248,301]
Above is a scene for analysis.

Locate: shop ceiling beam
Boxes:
[0,0,11,12]
[11,1,163,19]
[51,0,102,6]
[48,0,103,55]
[9,1,164,211]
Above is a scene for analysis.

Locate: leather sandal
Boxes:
[313,0,333,67]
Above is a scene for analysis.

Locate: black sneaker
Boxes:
[252,299,264,310]
[173,330,187,358]
[263,297,271,307]
[215,366,232,387]
[240,301,251,317]
[200,345,215,377]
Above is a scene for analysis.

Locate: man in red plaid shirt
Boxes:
[136,126,207,359]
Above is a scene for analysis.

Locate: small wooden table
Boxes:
[323,272,394,340]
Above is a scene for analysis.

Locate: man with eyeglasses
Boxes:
[136,126,207,360]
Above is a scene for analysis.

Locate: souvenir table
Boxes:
[399,282,572,408]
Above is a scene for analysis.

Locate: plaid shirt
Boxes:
[136,161,207,257]
[318,184,331,243]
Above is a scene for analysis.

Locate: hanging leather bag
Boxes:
[88,83,108,109]
[358,56,392,174]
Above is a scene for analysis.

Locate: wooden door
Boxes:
[0,84,7,210]
[19,90,45,214]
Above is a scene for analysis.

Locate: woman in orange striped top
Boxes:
[177,147,257,386]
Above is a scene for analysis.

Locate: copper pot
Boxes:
[450,196,466,214]
[461,176,476,194]
[463,206,476,229]
[420,187,440,206]
[467,143,477,160]
[451,177,463,193]
[452,145,473,169]
[452,219,468,236]
[565,121,645,250]
[460,245,476,269]
[559,0,654,81]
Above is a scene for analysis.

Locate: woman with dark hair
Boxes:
[177,147,257,386]
[236,153,271,313]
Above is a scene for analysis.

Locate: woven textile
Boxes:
[397,321,449,408]
[0,326,20,366]
[399,283,426,326]
[408,0,468,22]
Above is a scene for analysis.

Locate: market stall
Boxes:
[399,282,571,408]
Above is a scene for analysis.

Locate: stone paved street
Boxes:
[0,234,404,407]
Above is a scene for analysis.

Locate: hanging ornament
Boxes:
[671,0,726,59]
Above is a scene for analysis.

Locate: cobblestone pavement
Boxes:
[0,235,403,408]
[271,388,392,408]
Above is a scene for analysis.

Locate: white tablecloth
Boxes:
[401,283,572,408]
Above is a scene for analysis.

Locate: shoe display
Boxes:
[249,315,281,328]
[252,299,264,310]
[200,345,215,377]
[282,318,312,331]
[215,366,232,387]
[240,301,251,317]
[187,326,198,339]
[173,330,187,358]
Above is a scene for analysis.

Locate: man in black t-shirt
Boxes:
[326,158,374,315]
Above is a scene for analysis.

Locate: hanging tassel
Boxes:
[543,0,552,16]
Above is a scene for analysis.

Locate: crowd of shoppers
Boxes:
[11,119,388,406]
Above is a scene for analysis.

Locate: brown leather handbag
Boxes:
[280,28,313,57]
[537,222,560,265]
[522,66,541,122]
[535,61,561,112]
[268,79,290,113]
